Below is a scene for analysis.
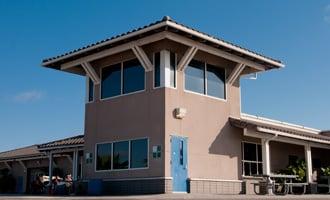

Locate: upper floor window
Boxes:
[170,52,176,88]
[101,59,145,99]
[88,78,94,102]
[184,59,226,99]
[154,52,161,88]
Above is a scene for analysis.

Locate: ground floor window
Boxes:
[242,142,263,176]
[95,138,148,171]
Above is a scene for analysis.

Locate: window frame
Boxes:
[86,77,94,103]
[99,58,146,101]
[183,59,227,101]
[241,141,263,177]
[95,137,149,172]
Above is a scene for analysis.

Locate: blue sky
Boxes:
[0,0,329,152]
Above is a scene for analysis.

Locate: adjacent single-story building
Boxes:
[1,16,329,195]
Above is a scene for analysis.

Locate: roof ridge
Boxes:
[0,144,38,155]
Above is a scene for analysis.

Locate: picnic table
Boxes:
[253,174,307,195]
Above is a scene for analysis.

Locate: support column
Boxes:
[72,150,78,181]
[262,139,271,175]
[48,152,53,187]
[305,144,313,183]
[160,50,171,87]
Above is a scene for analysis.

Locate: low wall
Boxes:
[188,178,245,194]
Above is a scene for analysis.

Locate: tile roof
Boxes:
[37,135,84,150]
[42,16,283,69]
[0,145,43,161]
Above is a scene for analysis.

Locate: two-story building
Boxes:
[1,16,329,195]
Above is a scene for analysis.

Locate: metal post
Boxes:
[48,152,53,189]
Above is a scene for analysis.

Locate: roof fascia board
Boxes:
[164,32,266,71]
[165,20,284,68]
[241,114,321,134]
[257,127,330,145]
[38,144,84,152]
[43,21,168,66]
[60,32,167,70]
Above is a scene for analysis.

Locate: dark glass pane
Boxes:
[101,64,121,98]
[130,139,148,168]
[170,52,176,88]
[154,52,160,87]
[96,143,112,171]
[113,141,129,169]
[244,162,250,176]
[244,143,257,161]
[251,163,257,175]
[258,163,263,175]
[88,78,94,102]
[206,64,225,99]
[257,144,262,162]
[123,59,145,94]
[185,60,205,94]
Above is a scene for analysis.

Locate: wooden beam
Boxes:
[81,62,100,85]
[164,32,266,71]
[227,63,245,84]
[177,46,198,71]
[60,32,167,70]
[18,160,26,172]
[131,45,153,71]
[4,161,11,170]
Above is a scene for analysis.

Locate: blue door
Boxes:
[171,135,188,192]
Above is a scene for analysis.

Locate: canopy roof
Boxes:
[230,114,330,145]
[42,16,284,70]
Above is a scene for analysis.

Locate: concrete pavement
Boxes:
[1,194,330,200]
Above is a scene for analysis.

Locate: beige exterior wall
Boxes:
[83,40,244,187]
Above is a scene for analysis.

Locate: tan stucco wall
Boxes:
[83,41,243,181]
[270,141,305,173]
[164,68,243,180]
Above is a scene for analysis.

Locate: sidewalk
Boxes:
[1,194,330,200]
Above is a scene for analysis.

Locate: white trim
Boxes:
[188,178,243,183]
[242,113,321,134]
[38,145,84,152]
[305,144,313,183]
[257,127,330,145]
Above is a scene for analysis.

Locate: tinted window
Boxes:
[123,59,145,94]
[130,139,148,168]
[206,64,225,99]
[101,64,121,99]
[96,143,112,171]
[185,60,205,94]
[154,52,160,87]
[113,141,129,169]
[170,52,176,88]
[88,78,94,102]
[244,143,257,161]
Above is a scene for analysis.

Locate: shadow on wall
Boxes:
[208,121,243,178]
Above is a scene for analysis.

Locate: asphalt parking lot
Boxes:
[1,194,330,200]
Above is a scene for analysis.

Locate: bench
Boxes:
[285,182,308,195]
